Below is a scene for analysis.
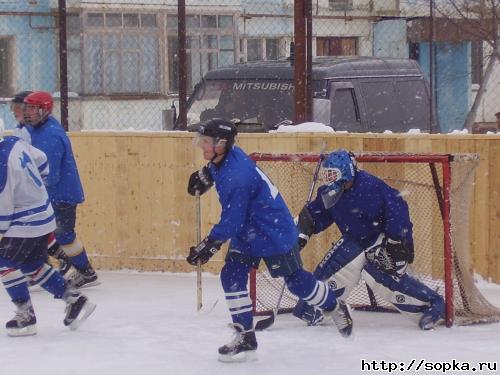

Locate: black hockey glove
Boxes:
[296,206,315,251]
[365,234,414,276]
[186,237,223,266]
[187,166,214,196]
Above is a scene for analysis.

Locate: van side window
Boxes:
[331,88,360,130]
[360,81,401,131]
[395,79,429,129]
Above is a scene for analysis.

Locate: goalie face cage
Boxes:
[249,152,500,327]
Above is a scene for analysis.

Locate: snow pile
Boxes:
[273,122,335,133]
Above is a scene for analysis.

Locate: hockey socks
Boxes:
[221,262,254,330]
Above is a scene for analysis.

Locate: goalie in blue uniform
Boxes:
[186,119,353,363]
[293,149,445,330]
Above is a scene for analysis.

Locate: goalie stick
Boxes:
[255,153,325,331]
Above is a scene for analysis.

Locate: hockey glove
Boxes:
[296,206,315,251]
[187,166,214,196]
[186,237,223,266]
[365,234,414,276]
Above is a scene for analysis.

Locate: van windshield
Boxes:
[187,80,294,130]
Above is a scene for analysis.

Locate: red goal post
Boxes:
[249,151,500,327]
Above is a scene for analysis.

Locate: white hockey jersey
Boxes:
[0,136,55,238]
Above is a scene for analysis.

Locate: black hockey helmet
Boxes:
[197,118,238,149]
[12,90,33,104]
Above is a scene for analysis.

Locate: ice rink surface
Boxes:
[1,271,499,375]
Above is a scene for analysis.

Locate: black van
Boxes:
[183,56,436,133]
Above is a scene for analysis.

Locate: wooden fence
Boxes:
[69,132,499,282]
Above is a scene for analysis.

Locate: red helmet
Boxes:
[24,91,54,113]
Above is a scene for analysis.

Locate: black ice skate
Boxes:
[67,266,99,289]
[6,300,37,337]
[218,324,258,363]
[63,290,96,330]
[325,300,353,338]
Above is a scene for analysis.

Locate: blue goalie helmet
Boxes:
[321,149,357,187]
[319,150,357,208]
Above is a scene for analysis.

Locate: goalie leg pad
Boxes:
[362,262,444,328]
[313,237,365,300]
[221,260,254,331]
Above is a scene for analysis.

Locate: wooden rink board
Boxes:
[66,132,500,283]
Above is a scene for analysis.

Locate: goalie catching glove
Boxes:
[187,166,214,196]
[365,233,414,277]
[186,237,223,266]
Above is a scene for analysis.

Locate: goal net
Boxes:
[249,152,500,326]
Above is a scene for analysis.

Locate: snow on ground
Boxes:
[1,271,499,375]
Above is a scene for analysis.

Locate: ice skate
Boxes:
[6,300,37,337]
[218,324,258,363]
[63,290,96,330]
[325,300,353,337]
[419,299,445,330]
[67,266,99,289]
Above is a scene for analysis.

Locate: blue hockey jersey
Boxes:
[207,146,297,257]
[307,170,413,248]
[25,116,84,205]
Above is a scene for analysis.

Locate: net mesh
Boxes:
[251,152,500,326]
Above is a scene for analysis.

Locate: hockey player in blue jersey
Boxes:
[186,119,353,362]
[292,149,445,330]
[22,91,98,288]
[8,91,73,278]
[0,135,96,336]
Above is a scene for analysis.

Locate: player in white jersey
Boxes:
[0,135,96,336]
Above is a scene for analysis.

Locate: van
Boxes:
[182,56,436,133]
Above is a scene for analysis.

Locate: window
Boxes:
[329,0,353,11]
[243,37,284,62]
[247,39,262,61]
[0,38,12,96]
[396,79,429,129]
[360,80,401,131]
[265,39,279,60]
[167,14,236,92]
[331,88,360,130]
[70,12,160,95]
[471,41,483,85]
[317,37,357,56]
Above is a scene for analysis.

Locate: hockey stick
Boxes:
[195,191,203,311]
[255,153,325,331]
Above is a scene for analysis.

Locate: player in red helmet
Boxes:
[22,91,99,289]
